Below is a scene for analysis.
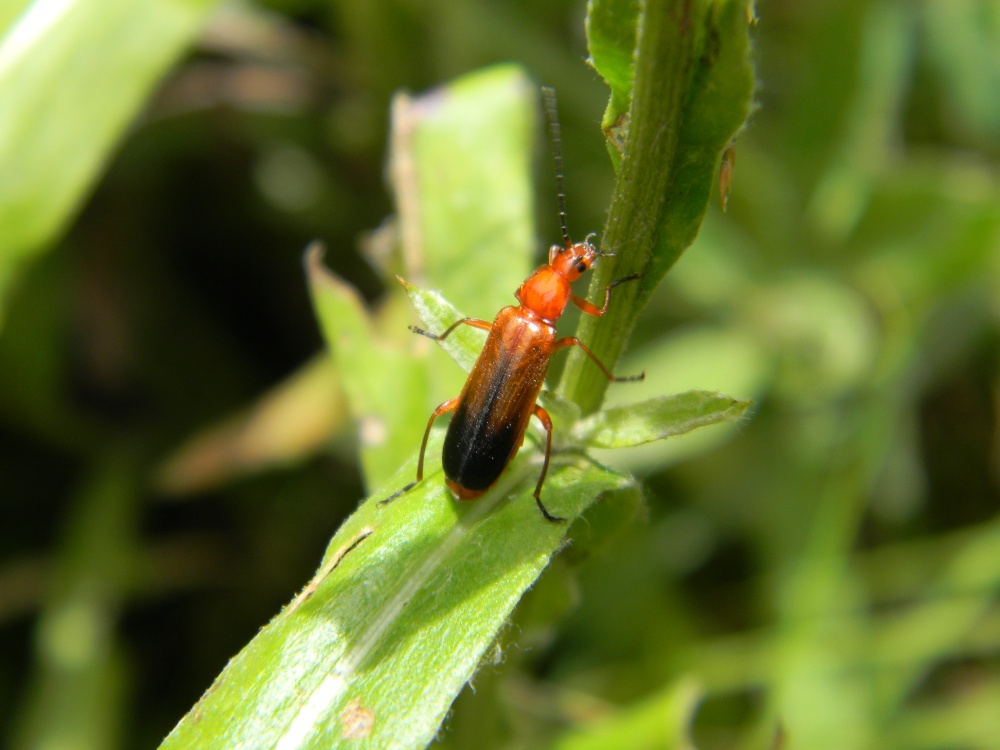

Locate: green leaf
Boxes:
[553,678,702,750]
[574,390,751,449]
[0,0,219,330]
[399,277,484,373]
[14,455,140,750]
[585,0,637,166]
[595,325,767,472]
[161,450,637,749]
[307,244,431,489]
[389,64,536,319]
[562,0,757,413]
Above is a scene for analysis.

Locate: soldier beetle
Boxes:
[381,88,642,522]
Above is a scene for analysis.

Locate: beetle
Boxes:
[381,88,642,522]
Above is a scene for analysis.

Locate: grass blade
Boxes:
[0,0,217,328]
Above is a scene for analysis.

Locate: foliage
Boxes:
[163,11,753,738]
[0,0,218,331]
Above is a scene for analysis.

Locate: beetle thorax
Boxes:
[516,266,571,323]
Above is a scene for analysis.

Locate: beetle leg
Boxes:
[531,405,566,523]
[379,396,460,506]
[409,317,491,341]
[571,272,641,317]
[552,337,644,383]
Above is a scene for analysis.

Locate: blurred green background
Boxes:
[2,0,1000,748]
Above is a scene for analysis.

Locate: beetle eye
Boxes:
[576,261,587,273]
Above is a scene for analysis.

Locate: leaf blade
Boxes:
[400,278,484,373]
[161,452,637,749]
[0,0,218,327]
[574,390,751,449]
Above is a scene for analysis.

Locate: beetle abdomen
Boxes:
[443,401,519,492]
[442,307,554,497]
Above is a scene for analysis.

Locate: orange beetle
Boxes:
[382,89,641,521]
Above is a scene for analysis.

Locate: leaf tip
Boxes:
[304,239,326,272]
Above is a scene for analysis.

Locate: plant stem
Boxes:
[560,0,697,412]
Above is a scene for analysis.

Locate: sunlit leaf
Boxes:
[574,390,750,449]
[161,450,637,749]
[0,0,218,329]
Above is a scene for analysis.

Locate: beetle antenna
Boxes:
[541,86,572,249]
